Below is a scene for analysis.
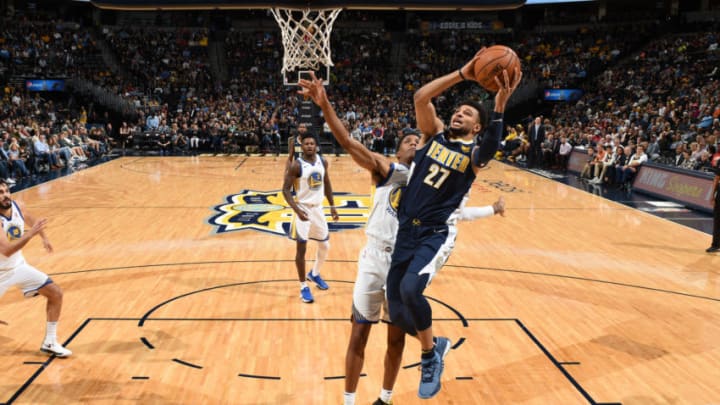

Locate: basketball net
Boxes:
[270,7,342,85]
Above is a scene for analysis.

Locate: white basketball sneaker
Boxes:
[40,341,72,357]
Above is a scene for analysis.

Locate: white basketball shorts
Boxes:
[352,238,394,323]
[290,203,329,242]
[0,263,51,298]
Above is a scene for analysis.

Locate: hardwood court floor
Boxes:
[1,156,718,405]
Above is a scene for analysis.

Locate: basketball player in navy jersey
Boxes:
[286,122,324,170]
[282,134,339,303]
[386,52,521,399]
[0,180,72,357]
[285,122,309,173]
[299,72,507,405]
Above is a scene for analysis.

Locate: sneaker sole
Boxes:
[418,386,441,399]
[40,348,71,357]
[418,373,443,399]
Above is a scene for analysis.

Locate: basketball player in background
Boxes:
[285,122,310,173]
[386,51,521,399]
[0,180,71,357]
[299,73,506,405]
[282,134,339,303]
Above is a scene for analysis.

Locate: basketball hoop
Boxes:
[270,7,342,85]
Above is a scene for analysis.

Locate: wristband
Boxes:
[458,69,467,81]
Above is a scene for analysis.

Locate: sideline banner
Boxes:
[633,163,714,212]
[566,150,714,212]
[567,147,589,173]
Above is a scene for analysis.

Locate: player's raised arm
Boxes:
[285,135,295,172]
[493,67,522,115]
[471,68,523,171]
[414,50,485,145]
[298,73,391,180]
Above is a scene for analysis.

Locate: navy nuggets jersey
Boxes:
[293,136,303,160]
[399,133,476,226]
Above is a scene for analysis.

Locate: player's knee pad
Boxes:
[317,240,329,254]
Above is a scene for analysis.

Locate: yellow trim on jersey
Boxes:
[426,141,470,173]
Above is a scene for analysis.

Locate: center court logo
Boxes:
[208,190,371,236]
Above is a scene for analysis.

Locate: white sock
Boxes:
[300,281,309,289]
[313,241,329,276]
[45,321,58,343]
[343,392,356,405]
[380,389,393,403]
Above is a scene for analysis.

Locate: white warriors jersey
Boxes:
[294,156,326,206]
[447,192,471,226]
[365,163,410,244]
[0,201,27,271]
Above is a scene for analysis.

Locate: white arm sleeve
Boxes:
[458,205,495,221]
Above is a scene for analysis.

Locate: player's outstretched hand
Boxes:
[29,218,48,237]
[493,196,506,217]
[297,72,328,107]
[42,238,53,253]
[494,67,522,110]
[458,47,486,83]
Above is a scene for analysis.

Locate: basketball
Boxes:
[473,45,521,93]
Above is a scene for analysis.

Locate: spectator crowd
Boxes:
[1,9,719,187]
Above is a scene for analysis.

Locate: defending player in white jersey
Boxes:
[282,133,339,304]
[0,180,71,357]
[299,73,505,405]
